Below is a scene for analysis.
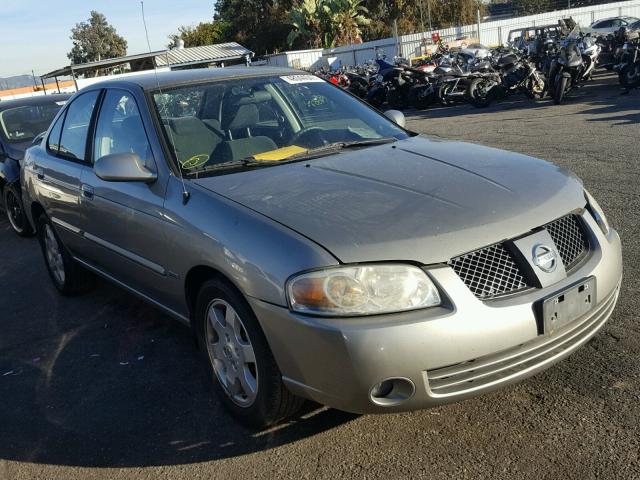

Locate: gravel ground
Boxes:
[1,72,638,480]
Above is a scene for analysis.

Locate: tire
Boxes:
[387,88,409,109]
[36,214,93,295]
[620,63,640,89]
[409,85,435,109]
[3,184,34,237]
[194,278,304,428]
[466,77,494,108]
[438,82,456,106]
[553,74,568,105]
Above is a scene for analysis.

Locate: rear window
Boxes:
[0,101,65,143]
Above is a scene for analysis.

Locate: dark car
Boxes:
[0,94,70,235]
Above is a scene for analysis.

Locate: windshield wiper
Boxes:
[185,157,273,176]
[282,136,398,162]
[185,137,398,176]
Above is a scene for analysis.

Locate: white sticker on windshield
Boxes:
[280,75,324,84]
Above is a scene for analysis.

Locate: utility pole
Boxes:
[427,0,433,32]
[477,8,482,44]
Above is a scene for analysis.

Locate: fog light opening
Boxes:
[369,377,415,407]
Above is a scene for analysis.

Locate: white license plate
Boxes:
[542,277,596,335]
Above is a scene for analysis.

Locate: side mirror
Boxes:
[384,109,406,128]
[94,152,157,183]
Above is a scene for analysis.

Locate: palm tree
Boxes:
[287,0,324,48]
[323,0,370,47]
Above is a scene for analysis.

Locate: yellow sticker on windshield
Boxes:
[253,145,308,161]
[181,154,210,169]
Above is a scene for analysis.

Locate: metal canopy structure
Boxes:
[41,42,253,83]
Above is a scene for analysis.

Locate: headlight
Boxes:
[286,264,441,316]
[585,189,610,235]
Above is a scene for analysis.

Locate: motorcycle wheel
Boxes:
[526,76,547,100]
[438,83,456,106]
[619,63,640,89]
[466,77,494,108]
[553,74,568,105]
[367,90,386,109]
[409,85,435,109]
[387,88,409,109]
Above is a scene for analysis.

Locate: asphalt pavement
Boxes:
[1,72,638,480]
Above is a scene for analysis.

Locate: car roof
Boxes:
[0,93,71,111]
[593,16,637,23]
[83,67,306,92]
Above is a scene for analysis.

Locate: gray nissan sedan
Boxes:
[21,68,622,427]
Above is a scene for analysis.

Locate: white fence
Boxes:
[266,0,640,69]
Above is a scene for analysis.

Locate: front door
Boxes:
[75,88,171,300]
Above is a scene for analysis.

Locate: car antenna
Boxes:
[140,0,191,205]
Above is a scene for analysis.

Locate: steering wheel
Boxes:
[289,127,328,148]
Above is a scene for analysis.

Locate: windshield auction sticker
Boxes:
[280,75,324,84]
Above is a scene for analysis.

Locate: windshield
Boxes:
[152,74,409,175]
[0,101,65,143]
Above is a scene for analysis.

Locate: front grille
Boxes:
[449,214,589,299]
[448,243,531,299]
[545,214,588,270]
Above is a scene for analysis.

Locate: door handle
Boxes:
[81,184,94,200]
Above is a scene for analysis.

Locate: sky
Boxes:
[0,0,215,78]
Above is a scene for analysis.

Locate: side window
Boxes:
[47,111,65,153]
[58,91,99,161]
[93,90,153,165]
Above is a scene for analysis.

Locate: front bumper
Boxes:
[249,213,623,414]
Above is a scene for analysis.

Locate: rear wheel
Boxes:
[466,77,495,108]
[438,82,456,106]
[620,62,640,89]
[37,214,93,295]
[195,279,304,428]
[553,74,568,105]
[3,185,33,237]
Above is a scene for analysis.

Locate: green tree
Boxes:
[213,0,298,54]
[168,22,225,48]
[287,0,371,48]
[511,0,553,15]
[67,11,127,65]
[287,0,324,48]
[322,0,371,47]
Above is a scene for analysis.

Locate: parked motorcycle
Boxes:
[466,49,546,108]
[614,29,640,89]
[549,27,600,104]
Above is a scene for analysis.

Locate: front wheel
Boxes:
[466,77,495,108]
[3,185,33,237]
[37,214,93,295]
[195,279,304,428]
[438,82,456,106]
[619,62,640,89]
[553,74,569,105]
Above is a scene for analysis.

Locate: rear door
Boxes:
[31,90,100,250]
[75,87,172,299]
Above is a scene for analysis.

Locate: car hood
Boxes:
[192,136,585,264]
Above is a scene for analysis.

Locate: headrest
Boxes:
[235,91,272,105]
[225,104,259,131]
[168,116,208,135]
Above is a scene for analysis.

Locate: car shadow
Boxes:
[0,217,358,468]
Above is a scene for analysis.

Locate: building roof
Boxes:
[155,42,253,68]
[41,42,253,79]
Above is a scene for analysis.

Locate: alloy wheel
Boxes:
[5,189,25,233]
[205,299,258,407]
[44,224,65,285]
